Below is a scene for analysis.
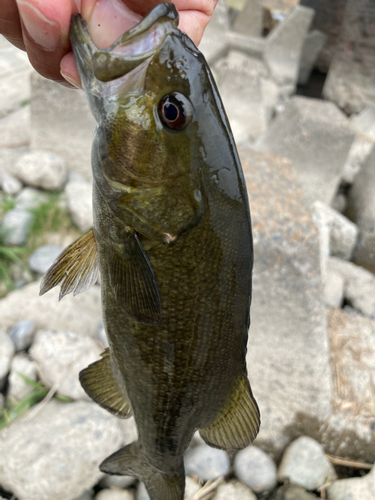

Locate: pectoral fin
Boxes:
[200,375,260,451]
[39,228,99,300]
[108,233,161,325]
[79,349,132,418]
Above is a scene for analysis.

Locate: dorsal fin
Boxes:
[79,349,132,418]
[39,228,99,300]
[199,375,260,450]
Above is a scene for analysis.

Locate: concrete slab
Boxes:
[241,148,332,456]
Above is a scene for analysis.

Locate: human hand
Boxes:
[0,0,217,87]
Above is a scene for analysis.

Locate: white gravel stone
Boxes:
[234,445,277,494]
[100,475,136,489]
[1,171,22,195]
[9,320,35,351]
[184,444,230,480]
[30,330,102,400]
[327,465,375,500]
[0,400,137,500]
[328,258,375,318]
[95,489,135,500]
[74,490,94,500]
[136,482,149,500]
[0,331,15,389]
[270,484,319,500]
[213,481,257,500]
[1,208,32,245]
[184,476,201,499]
[14,151,67,190]
[97,322,109,348]
[28,245,63,274]
[311,201,358,260]
[15,187,48,210]
[278,436,336,490]
[324,270,344,308]
[65,180,93,232]
[136,475,201,500]
[0,280,102,338]
[7,353,38,401]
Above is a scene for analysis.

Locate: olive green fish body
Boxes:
[41,5,260,499]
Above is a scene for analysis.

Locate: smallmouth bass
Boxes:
[40,4,260,500]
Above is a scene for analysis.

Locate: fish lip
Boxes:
[70,3,179,83]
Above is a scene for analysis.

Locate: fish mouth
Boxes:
[70,3,179,82]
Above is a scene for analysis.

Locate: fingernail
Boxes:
[16,0,60,51]
[61,71,82,89]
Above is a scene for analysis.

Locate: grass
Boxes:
[0,373,73,431]
[0,192,79,292]
[0,195,15,214]
[0,241,26,290]
[27,193,74,246]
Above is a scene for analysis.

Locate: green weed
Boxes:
[26,193,78,252]
[0,373,73,431]
[0,238,26,290]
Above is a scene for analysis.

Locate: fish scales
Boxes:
[40,4,260,500]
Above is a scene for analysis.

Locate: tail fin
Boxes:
[100,442,185,500]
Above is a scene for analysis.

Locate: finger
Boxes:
[178,9,212,46]
[82,0,141,49]
[0,0,25,50]
[61,0,218,86]
[175,0,218,45]
[119,0,218,45]
[60,51,82,88]
[15,0,76,83]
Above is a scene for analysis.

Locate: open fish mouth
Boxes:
[70,3,179,82]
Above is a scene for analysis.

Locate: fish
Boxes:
[40,3,260,500]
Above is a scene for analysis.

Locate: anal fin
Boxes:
[40,228,99,300]
[79,349,132,418]
[200,375,260,451]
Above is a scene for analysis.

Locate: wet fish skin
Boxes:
[41,4,260,500]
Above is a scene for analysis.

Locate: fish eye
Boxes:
[158,93,192,131]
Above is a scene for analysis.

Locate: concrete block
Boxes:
[233,0,263,37]
[30,72,96,181]
[312,201,358,261]
[343,106,375,184]
[300,0,347,72]
[0,106,30,148]
[329,308,375,418]
[324,269,344,308]
[347,147,375,274]
[0,39,33,117]
[214,51,268,143]
[323,0,375,114]
[264,6,314,86]
[200,4,313,93]
[254,96,355,205]
[298,30,327,85]
[329,257,375,318]
[241,148,332,455]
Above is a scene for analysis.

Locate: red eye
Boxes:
[158,93,192,131]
